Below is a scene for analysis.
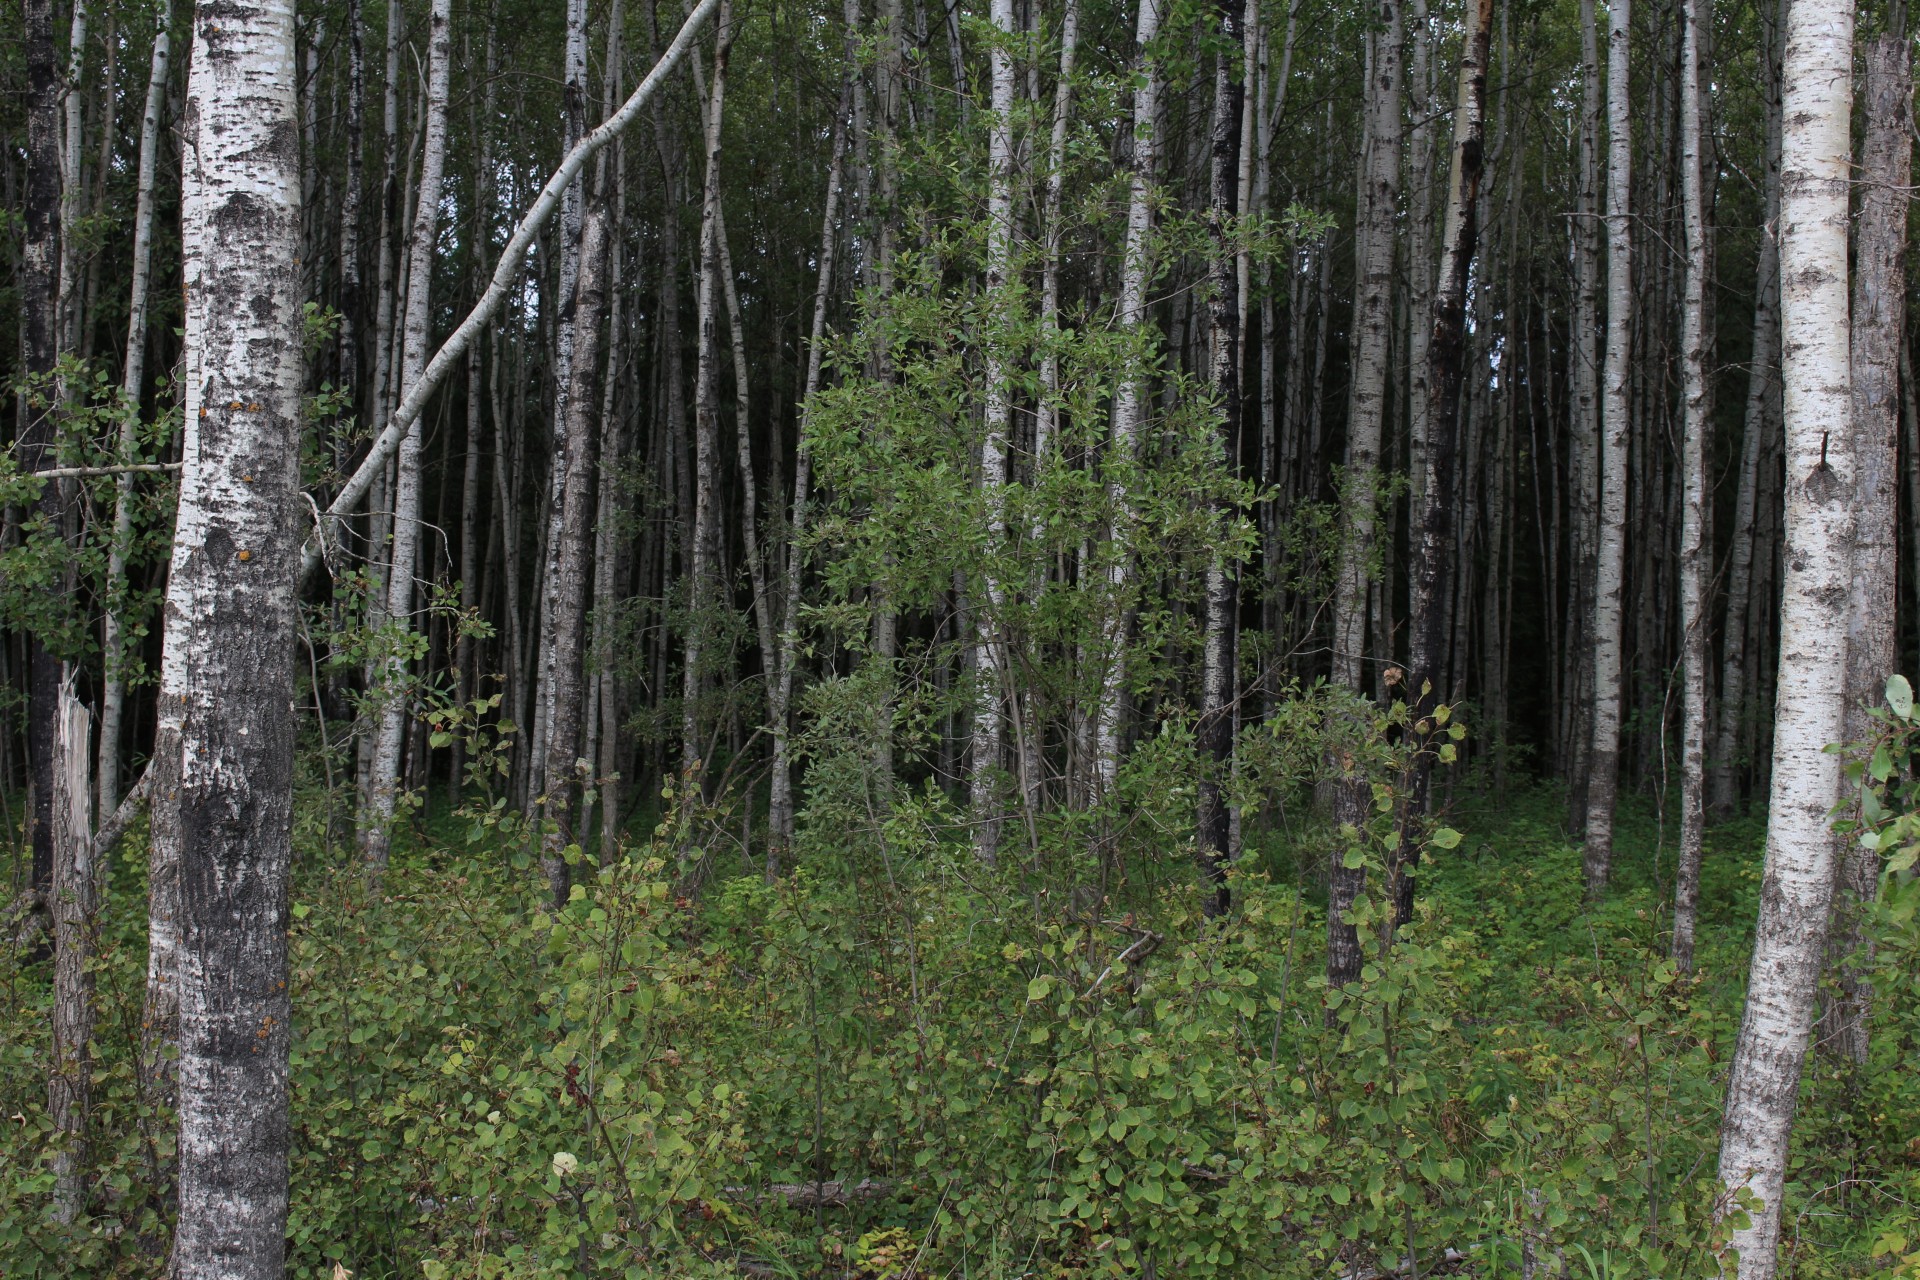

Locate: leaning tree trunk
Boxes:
[364,0,452,872]
[1327,0,1402,990]
[970,0,1018,865]
[162,1,305,1274]
[1820,28,1911,1067]
[1715,0,1855,1271]
[99,0,174,824]
[1671,0,1712,974]
[1399,0,1493,930]
[1581,0,1632,898]
[1194,0,1245,917]
[1091,0,1165,798]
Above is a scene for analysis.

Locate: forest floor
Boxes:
[6,780,1916,1279]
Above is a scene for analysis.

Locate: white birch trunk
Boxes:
[970,0,1018,863]
[1580,0,1632,896]
[1092,0,1164,797]
[1671,0,1710,973]
[364,0,452,871]
[163,2,305,1271]
[1822,30,1912,1065]
[1715,0,1855,1268]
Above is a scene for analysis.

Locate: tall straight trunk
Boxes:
[533,0,594,797]
[365,0,453,871]
[1032,0,1079,540]
[163,2,304,1272]
[55,0,88,358]
[1565,0,1603,804]
[1400,0,1493,928]
[21,0,62,897]
[591,35,628,863]
[337,0,367,476]
[1715,0,1854,1268]
[1820,29,1912,1065]
[1671,0,1712,973]
[1328,0,1402,990]
[538,204,613,905]
[1092,0,1164,797]
[1581,0,1632,897]
[682,1,735,786]
[970,0,1018,864]
[767,90,851,872]
[48,675,92,1223]
[1194,0,1246,916]
[98,0,174,824]
[1711,46,1782,819]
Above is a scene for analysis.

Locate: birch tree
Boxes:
[365,0,453,871]
[1670,0,1710,973]
[1821,26,1911,1065]
[1715,0,1855,1268]
[159,0,305,1271]
[1328,0,1402,988]
[1581,0,1631,897]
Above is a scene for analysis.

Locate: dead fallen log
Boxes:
[722,1178,897,1210]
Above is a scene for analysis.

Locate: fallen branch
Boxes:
[302,0,721,584]
[29,463,181,479]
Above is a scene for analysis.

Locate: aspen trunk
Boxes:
[971,0,1018,864]
[1328,0,1402,989]
[1194,0,1246,916]
[99,0,174,824]
[1820,29,1911,1065]
[1401,0,1493,928]
[538,204,613,905]
[365,0,453,871]
[1671,0,1711,974]
[1711,55,1781,821]
[1092,0,1164,797]
[1565,0,1602,808]
[1581,0,1631,897]
[163,1,305,1272]
[683,2,735,789]
[1715,0,1854,1268]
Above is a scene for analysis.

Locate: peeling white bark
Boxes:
[163,2,305,1274]
[1715,0,1854,1270]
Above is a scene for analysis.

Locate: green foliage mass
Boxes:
[5,713,1919,1278]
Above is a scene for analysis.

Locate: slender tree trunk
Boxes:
[20,0,63,897]
[767,89,851,874]
[1328,0,1402,989]
[1711,57,1781,820]
[1715,0,1855,1267]
[970,0,1018,864]
[1092,0,1164,798]
[1671,0,1712,973]
[1819,28,1911,1065]
[163,2,305,1271]
[365,0,452,872]
[1565,0,1602,811]
[1194,0,1246,916]
[98,0,174,824]
[55,0,88,360]
[48,676,93,1223]
[682,1,735,790]
[1581,0,1631,897]
[1400,0,1493,928]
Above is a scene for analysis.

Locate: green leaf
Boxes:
[1889,674,1914,720]
[1429,827,1463,850]
[1027,976,1055,1002]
